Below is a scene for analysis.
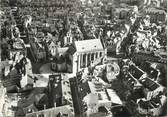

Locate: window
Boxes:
[67,37,70,43]
[87,54,91,65]
[100,52,102,57]
[96,53,98,58]
[91,53,94,61]
[82,54,86,68]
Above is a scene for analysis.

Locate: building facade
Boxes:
[72,39,105,74]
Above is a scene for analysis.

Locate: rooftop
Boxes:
[57,47,69,54]
[74,39,104,53]
[145,8,167,14]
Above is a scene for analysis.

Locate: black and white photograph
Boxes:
[0,0,167,116]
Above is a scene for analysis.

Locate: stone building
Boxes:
[68,39,105,74]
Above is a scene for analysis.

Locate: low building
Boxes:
[121,61,167,116]
[144,8,167,23]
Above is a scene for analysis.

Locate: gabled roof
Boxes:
[48,40,57,47]
[74,39,104,53]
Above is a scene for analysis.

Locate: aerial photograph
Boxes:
[0,0,167,117]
